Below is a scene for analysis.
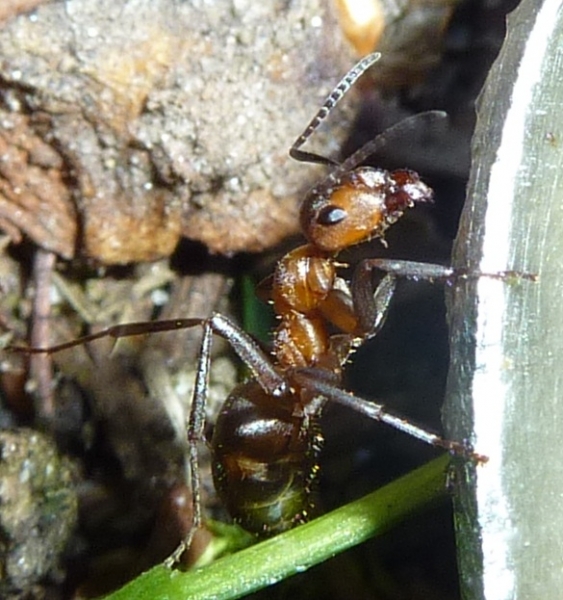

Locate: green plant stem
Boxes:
[104,454,450,600]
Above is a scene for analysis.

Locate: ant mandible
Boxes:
[17,53,481,561]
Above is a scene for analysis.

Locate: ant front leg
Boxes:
[356,259,538,285]
[351,270,398,338]
[351,258,455,335]
[356,258,455,286]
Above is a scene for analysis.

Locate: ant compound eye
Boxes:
[317,205,347,226]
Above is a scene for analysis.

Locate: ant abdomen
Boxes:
[211,380,323,534]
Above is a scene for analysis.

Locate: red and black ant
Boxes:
[15,53,484,562]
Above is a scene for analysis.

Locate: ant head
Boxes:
[300,167,433,253]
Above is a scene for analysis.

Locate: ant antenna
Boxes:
[327,110,447,185]
[289,53,448,191]
[289,52,381,166]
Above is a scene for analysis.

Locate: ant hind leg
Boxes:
[289,367,486,462]
[165,320,213,567]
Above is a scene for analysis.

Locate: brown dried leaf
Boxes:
[0,0,356,263]
[0,111,76,258]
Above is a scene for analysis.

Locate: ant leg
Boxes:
[315,274,396,341]
[205,313,287,396]
[13,311,287,563]
[351,271,397,337]
[357,258,455,283]
[9,319,212,354]
[356,258,538,283]
[12,313,287,397]
[350,257,453,338]
[165,320,213,567]
[162,315,288,564]
[289,367,486,462]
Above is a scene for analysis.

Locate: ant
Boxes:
[15,53,484,563]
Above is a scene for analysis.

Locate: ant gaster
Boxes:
[17,53,482,560]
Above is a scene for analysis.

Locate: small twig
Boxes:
[29,248,56,422]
